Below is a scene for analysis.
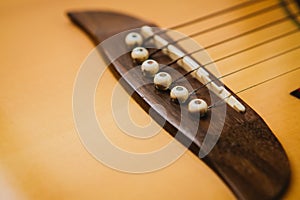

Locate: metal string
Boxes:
[163,12,297,67]
[207,66,300,109]
[140,0,299,108]
[171,28,299,83]
[149,2,283,57]
[187,45,300,95]
[142,0,275,44]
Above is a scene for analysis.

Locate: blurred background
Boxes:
[0,0,299,199]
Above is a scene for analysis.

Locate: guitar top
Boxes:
[0,0,299,200]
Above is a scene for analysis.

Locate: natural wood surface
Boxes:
[0,0,299,200]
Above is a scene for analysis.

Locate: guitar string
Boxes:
[171,28,299,83]
[186,45,300,95]
[168,0,270,29]
[207,66,300,109]
[161,12,299,67]
[143,0,273,44]
[149,2,283,57]
[139,0,300,108]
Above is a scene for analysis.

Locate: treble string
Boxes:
[138,0,299,111]
[143,0,268,44]
[187,45,300,95]
[207,66,300,109]
[171,28,299,83]
[163,12,298,67]
[149,2,283,57]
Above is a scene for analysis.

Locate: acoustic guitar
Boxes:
[0,0,299,199]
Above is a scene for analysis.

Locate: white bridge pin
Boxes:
[125,32,143,49]
[188,99,208,117]
[131,47,149,64]
[170,86,189,103]
[154,72,172,90]
[141,59,159,77]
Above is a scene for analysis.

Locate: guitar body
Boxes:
[0,0,299,199]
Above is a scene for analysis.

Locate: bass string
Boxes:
[149,2,283,57]
[207,66,300,109]
[142,0,299,108]
[168,0,263,30]
[171,28,299,83]
[143,0,273,44]
[157,11,299,65]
